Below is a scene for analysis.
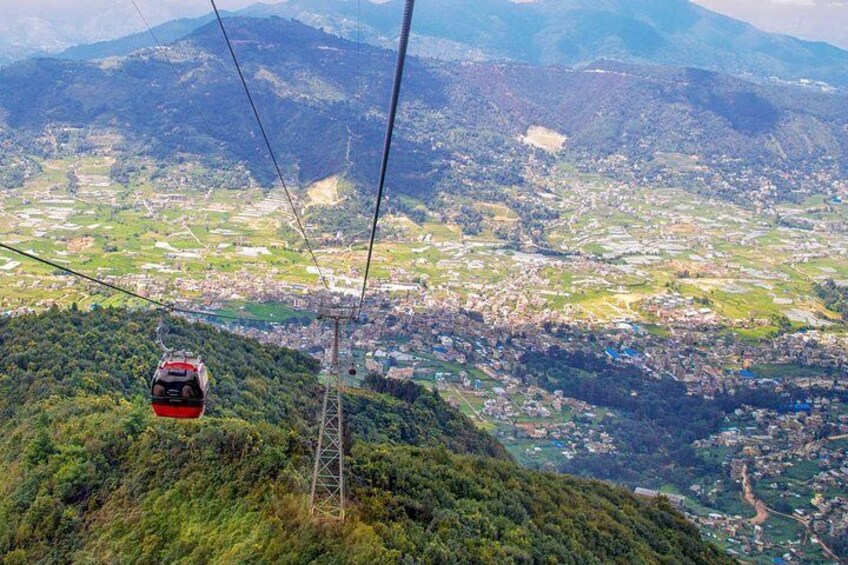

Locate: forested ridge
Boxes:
[519,346,820,491]
[0,308,731,564]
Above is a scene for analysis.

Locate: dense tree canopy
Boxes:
[815,279,848,321]
[0,309,731,564]
[519,346,795,489]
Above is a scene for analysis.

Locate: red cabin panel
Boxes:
[162,361,199,372]
[152,403,204,419]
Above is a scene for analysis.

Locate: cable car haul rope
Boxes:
[0,242,270,323]
[358,0,417,318]
[210,0,330,291]
[0,241,227,420]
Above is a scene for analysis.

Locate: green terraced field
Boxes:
[3,154,848,336]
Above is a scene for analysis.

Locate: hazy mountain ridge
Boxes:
[459,60,848,164]
[244,0,848,87]
[3,0,848,89]
[1,17,846,207]
[0,18,447,195]
[58,14,220,62]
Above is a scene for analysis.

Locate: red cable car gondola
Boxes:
[150,351,210,419]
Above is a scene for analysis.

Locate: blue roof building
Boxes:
[605,347,621,360]
[778,402,812,414]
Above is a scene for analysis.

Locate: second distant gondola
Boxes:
[150,351,210,419]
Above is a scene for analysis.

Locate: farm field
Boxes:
[1,154,847,336]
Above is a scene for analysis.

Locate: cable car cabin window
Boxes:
[151,352,210,420]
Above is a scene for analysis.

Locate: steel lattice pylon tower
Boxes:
[310,307,354,521]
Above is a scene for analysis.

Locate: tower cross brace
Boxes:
[310,306,355,521]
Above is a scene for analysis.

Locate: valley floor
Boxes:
[2,152,848,563]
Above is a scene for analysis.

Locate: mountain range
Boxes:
[1,16,846,208]
[243,0,848,87]
[2,0,848,89]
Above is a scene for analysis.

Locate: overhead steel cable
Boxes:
[357,0,416,316]
[209,0,330,290]
[354,0,363,163]
[0,242,281,324]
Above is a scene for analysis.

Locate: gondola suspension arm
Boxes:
[156,310,173,353]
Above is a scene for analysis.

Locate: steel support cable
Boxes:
[355,0,363,160]
[357,0,416,316]
[209,0,330,290]
[0,242,280,324]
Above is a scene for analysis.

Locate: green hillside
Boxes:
[0,309,731,564]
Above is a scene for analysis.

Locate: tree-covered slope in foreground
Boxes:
[0,309,730,564]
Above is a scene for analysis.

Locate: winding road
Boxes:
[741,463,769,526]
[740,462,843,563]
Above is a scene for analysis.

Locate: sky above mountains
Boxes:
[0,0,254,52]
[693,0,848,48]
